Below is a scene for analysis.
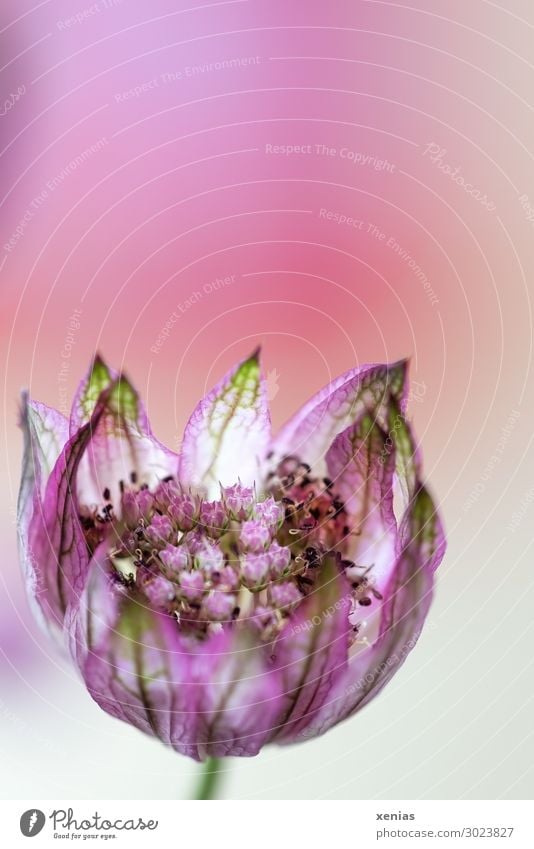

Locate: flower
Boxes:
[18,351,445,761]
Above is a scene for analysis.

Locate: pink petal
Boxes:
[270,556,352,742]
[18,394,69,636]
[73,366,178,512]
[27,391,112,631]
[68,552,199,760]
[19,395,69,497]
[69,554,284,760]
[189,629,285,759]
[325,412,397,592]
[306,485,446,735]
[178,349,272,498]
[270,360,407,476]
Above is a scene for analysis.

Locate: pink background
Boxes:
[1,0,532,799]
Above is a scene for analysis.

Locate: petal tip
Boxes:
[18,389,29,424]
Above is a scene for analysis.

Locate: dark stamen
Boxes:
[297,576,313,586]
[103,487,110,501]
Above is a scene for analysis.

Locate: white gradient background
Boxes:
[0,0,533,799]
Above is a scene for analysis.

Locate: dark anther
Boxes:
[130,471,138,484]
[140,483,149,490]
[162,475,174,482]
[232,606,240,619]
[281,497,295,505]
[310,507,321,520]
[80,515,95,529]
[102,487,110,500]
[305,547,320,567]
[359,597,372,606]
[298,462,311,474]
[298,575,313,587]
[323,477,333,489]
[332,499,345,517]
[119,479,125,493]
[341,559,355,569]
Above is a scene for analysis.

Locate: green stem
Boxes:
[193,757,224,800]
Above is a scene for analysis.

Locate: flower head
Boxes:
[18,351,445,760]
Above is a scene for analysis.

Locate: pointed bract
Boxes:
[74,369,178,511]
[27,389,111,630]
[178,350,271,498]
[270,360,408,476]
[17,395,70,635]
[70,354,116,435]
[325,412,398,591]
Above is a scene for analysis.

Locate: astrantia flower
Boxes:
[18,351,445,761]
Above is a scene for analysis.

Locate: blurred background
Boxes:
[1,0,533,799]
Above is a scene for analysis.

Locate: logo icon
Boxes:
[20,809,46,837]
[266,368,280,401]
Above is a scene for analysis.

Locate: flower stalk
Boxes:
[193,758,224,800]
